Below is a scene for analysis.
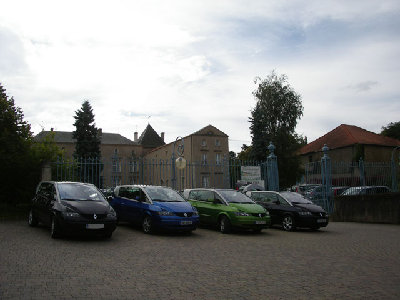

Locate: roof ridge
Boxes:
[341,124,358,144]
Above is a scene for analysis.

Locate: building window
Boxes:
[112,176,121,186]
[202,153,208,165]
[202,176,210,188]
[215,139,220,147]
[114,148,119,155]
[112,159,121,173]
[129,160,138,173]
[201,139,207,147]
[216,153,221,165]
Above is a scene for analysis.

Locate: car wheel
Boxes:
[142,216,153,234]
[104,232,113,239]
[51,216,61,239]
[219,216,231,234]
[282,215,295,231]
[310,226,320,231]
[28,210,38,227]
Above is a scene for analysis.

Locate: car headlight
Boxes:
[107,208,117,218]
[63,211,80,217]
[156,210,175,216]
[192,211,199,216]
[234,212,251,217]
[298,211,312,216]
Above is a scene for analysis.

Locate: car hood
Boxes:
[293,203,325,213]
[152,201,194,212]
[229,203,265,213]
[62,200,111,214]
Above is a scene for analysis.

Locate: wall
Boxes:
[332,193,400,224]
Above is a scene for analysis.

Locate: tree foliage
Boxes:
[0,83,37,204]
[72,100,101,159]
[249,71,305,188]
[381,121,400,140]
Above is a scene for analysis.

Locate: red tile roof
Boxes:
[299,124,400,155]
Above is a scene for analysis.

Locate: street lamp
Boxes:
[172,137,186,189]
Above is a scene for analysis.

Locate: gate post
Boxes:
[266,142,279,191]
[41,162,52,181]
[321,144,333,213]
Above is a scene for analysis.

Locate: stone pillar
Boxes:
[41,163,52,181]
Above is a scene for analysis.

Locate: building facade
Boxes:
[35,124,230,189]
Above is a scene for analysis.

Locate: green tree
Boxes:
[249,71,305,188]
[0,83,37,204]
[72,100,101,159]
[381,121,400,140]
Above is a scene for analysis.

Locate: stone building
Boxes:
[34,124,230,189]
[298,124,400,165]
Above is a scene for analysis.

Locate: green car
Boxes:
[184,188,271,233]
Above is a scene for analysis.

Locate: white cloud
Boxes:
[1,0,399,153]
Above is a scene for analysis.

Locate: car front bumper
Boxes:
[152,215,200,232]
[231,215,271,230]
[296,215,329,228]
[57,215,117,236]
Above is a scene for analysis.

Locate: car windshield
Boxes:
[218,190,254,204]
[58,183,105,201]
[143,186,185,202]
[281,192,313,204]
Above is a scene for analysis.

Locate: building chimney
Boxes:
[51,128,54,132]
[161,132,165,141]
[97,128,102,136]
[134,132,138,142]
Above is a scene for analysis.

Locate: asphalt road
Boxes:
[1,221,399,299]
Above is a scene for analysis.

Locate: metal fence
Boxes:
[51,157,274,191]
[303,145,399,213]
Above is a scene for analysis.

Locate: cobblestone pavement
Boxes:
[1,221,399,300]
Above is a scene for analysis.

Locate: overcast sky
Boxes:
[1,0,399,153]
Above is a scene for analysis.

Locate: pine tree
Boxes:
[72,100,101,159]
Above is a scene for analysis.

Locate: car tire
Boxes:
[310,226,320,231]
[28,210,39,227]
[219,216,231,234]
[104,232,113,239]
[51,216,61,239]
[282,215,295,232]
[142,216,153,234]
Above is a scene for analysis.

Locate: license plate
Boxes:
[86,224,104,229]
[317,219,327,223]
[180,221,192,225]
[255,221,266,225]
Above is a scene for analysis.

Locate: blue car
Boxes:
[110,185,199,234]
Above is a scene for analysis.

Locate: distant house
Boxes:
[145,124,230,188]
[299,124,400,165]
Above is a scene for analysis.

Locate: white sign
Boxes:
[241,166,261,181]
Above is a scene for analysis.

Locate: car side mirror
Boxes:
[274,200,280,205]
[213,199,220,204]
[107,196,113,202]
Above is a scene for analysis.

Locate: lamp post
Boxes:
[172,137,186,190]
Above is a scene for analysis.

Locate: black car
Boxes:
[28,181,117,238]
[246,191,329,231]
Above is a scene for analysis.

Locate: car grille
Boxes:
[251,213,267,218]
[81,214,107,220]
[312,212,327,217]
[175,212,193,217]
